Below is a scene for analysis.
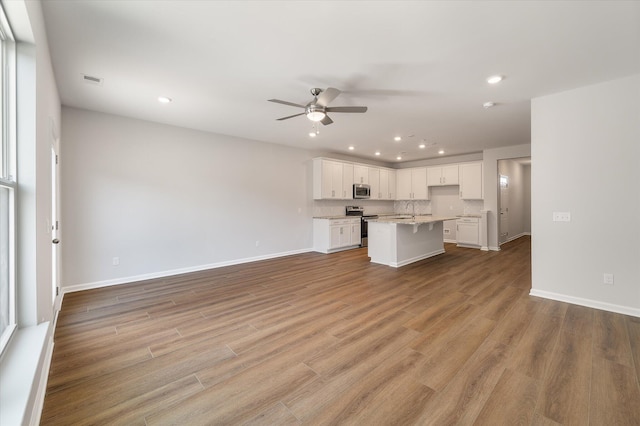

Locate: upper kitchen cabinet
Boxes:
[459,162,483,199]
[368,167,380,199]
[313,158,354,200]
[396,167,428,200]
[427,165,459,186]
[354,165,369,184]
[378,168,396,200]
[369,167,396,200]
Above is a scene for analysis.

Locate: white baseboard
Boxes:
[63,247,313,294]
[500,232,531,246]
[389,249,446,268]
[529,289,640,318]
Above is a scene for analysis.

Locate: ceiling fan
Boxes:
[268,87,368,125]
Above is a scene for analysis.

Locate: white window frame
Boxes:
[0,4,16,356]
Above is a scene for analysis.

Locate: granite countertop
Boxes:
[313,215,361,220]
[367,215,458,225]
[456,214,482,218]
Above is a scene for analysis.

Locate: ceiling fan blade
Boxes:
[276,112,305,121]
[320,115,333,125]
[316,87,341,107]
[325,106,368,113]
[268,99,306,109]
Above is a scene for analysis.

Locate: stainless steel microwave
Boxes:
[353,184,371,199]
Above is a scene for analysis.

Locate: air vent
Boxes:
[82,74,103,86]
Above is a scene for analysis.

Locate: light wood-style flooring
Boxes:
[41,237,640,425]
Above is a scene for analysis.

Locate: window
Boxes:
[0,5,16,355]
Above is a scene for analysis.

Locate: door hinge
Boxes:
[56,287,59,296]
[55,221,59,230]
[55,155,59,165]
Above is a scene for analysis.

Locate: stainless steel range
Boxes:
[346,206,378,247]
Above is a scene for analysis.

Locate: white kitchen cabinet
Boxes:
[459,162,483,200]
[313,218,361,253]
[396,167,427,200]
[427,165,459,186]
[354,165,369,184]
[342,163,354,199]
[313,158,353,200]
[368,167,381,199]
[456,217,480,247]
[378,169,389,200]
[387,170,396,199]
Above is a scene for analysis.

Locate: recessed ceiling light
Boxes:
[483,102,496,109]
[158,96,172,103]
[396,156,402,160]
[375,151,381,156]
[309,131,317,137]
[419,144,426,149]
[394,136,402,141]
[438,150,445,155]
[348,146,355,151]
[487,75,503,84]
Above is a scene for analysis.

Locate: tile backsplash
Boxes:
[314,198,484,217]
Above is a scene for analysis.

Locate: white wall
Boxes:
[61,107,315,290]
[531,74,640,316]
[0,0,61,424]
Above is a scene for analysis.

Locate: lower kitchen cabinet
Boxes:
[313,218,362,253]
[456,217,480,247]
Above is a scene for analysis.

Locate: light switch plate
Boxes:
[553,212,571,222]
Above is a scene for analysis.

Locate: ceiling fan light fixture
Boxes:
[307,111,326,122]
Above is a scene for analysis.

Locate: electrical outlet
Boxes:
[255,240,260,247]
[552,212,571,222]
[112,257,119,266]
[603,273,614,285]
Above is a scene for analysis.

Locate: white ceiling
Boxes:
[41,1,640,164]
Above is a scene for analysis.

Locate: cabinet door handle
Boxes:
[332,190,335,197]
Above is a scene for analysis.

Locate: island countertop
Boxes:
[366,215,458,225]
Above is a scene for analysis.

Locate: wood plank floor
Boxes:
[41,237,640,425]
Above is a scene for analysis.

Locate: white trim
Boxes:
[529,289,640,318]
[0,323,49,426]
[443,238,457,244]
[500,232,531,245]
[29,332,54,426]
[489,246,501,251]
[63,248,313,294]
[371,248,445,268]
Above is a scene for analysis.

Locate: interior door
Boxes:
[50,118,61,308]
[499,174,509,244]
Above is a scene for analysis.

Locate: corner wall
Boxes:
[531,74,640,316]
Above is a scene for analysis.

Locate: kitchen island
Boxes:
[367,215,457,267]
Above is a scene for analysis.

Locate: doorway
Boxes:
[498,157,531,245]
